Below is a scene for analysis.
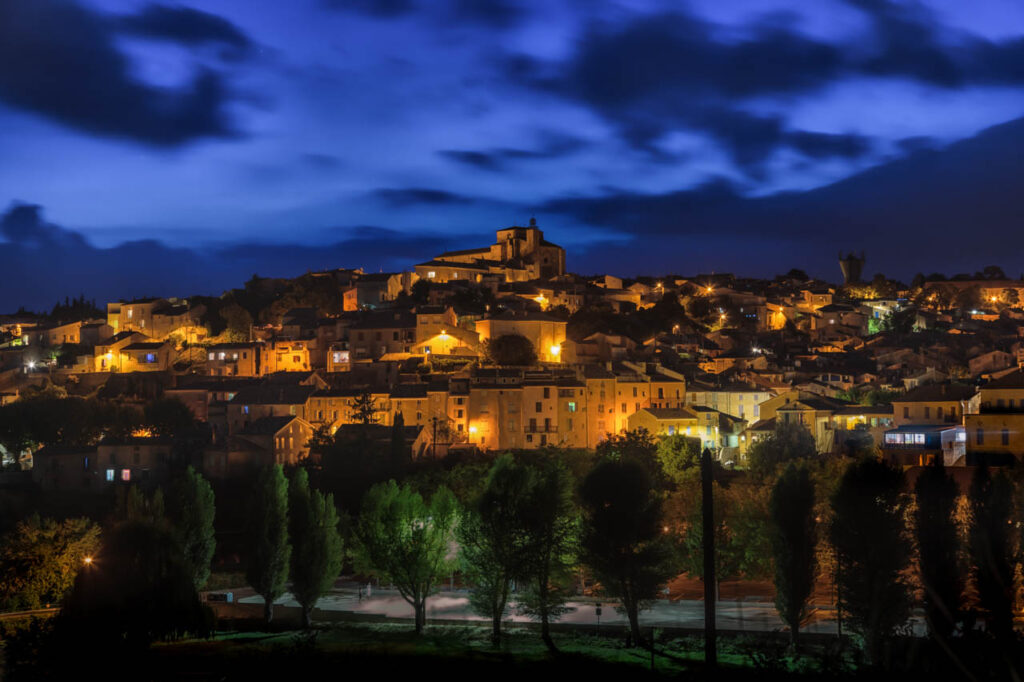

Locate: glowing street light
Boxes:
[83,556,93,566]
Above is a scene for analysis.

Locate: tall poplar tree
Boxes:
[968,464,1015,642]
[769,462,817,648]
[288,469,343,628]
[829,457,911,666]
[168,466,217,591]
[246,464,291,624]
[913,460,963,640]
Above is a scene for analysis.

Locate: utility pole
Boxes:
[701,447,717,668]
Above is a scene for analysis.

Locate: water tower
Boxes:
[839,251,865,284]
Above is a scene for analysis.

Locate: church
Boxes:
[415,219,566,283]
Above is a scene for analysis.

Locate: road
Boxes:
[234,582,926,636]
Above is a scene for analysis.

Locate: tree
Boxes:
[579,458,676,647]
[679,481,771,591]
[595,428,663,486]
[1001,288,1019,307]
[246,464,291,624]
[656,434,702,486]
[351,389,380,426]
[967,465,1015,642]
[390,411,409,476]
[747,420,817,479]
[0,516,101,610]
[167,466,217,591]
[913,460,963,641]
[288,469,343,628]
[484,334,538,366]
[143,398,197,438]
[59,521,211,650]
[829,458,911,666]
[458,455,536,645]
[354,481,457,634]
[218,303,253,341]
[769,463,817,648]
[517,459,577,652]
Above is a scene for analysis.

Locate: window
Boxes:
[937,406,944,420]
[621,403,627,413]
[427,271,436,278]
[1002,429,1010,446]
[456,409,463,418]
[977,428,984,445]
[567,401,577,413]
[106,468,115,482]
[535,402,542,413]
[243,405,249,414]
[121,469,131,482]
[543,387,550,399]
[658,388,664,399]
[668,425,675,435]
[903,406,909,418]
[632,387,638,397]
[924,406,930,419]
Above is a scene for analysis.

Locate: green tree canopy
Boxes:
[484,334,538,366]
[516,458,578,652]
[0,516,101,611]
[354,481,458,633]
[458,455,537,645]
[167,466,217,591]
[288,468,343,628]
[747,420,817,479]
[246,464,291,624]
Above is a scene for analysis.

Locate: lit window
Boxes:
[427,271,436,278]
[208,352,215,361]
[106,469,115,482]
[145,353,156,363]
[567,401,577,413]
[121,469,131,481]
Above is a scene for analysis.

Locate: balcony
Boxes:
[524,425,558,433]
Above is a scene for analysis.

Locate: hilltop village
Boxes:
[3,221,1024,489]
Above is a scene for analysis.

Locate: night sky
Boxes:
[5,0,1024,309]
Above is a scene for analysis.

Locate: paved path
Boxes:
[235,584,925,636]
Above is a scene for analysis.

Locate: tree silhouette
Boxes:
[246,464,291,624]
[769,463,817,648]
[913,460,963,641]
[829,457,911,666]
[968,464,1015,642]
[579,458,675,647]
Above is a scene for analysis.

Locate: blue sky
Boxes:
[4,0,1024,308]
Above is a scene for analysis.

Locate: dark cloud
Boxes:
[0,0,239,146]
[438,150,503,171]
[539,116,1024,279]
[322,0,417,18]
[371,188,476,207]
[440,132,588,171]
[507,4,1024,169]
[116,4,252,56]
[785,130,872,160]
[449,0,524,29]
[0,204,465,311]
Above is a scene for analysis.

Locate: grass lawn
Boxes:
[145,621,848,680]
